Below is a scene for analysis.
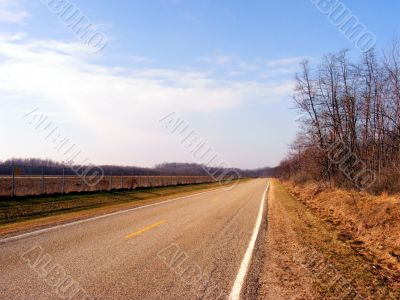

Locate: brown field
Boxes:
[0,175,217,197]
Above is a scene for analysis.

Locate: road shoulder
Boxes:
[256,179,396,299]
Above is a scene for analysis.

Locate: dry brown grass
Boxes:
[283,180,400,293]
[258,180,399,299]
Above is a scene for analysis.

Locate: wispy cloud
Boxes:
[199,55,237,66]
[0,35,294,122]
[198,54,309,77]
[0,33,296,165]
[0,0,29,24]
[265,56,309,68]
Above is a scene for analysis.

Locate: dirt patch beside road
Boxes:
[257,179,398,299]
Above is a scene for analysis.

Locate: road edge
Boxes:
[228,180,270,300]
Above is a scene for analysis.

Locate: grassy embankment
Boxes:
[261,179,399,299]
[0,179,249,237]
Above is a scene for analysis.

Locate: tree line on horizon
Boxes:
[275,40,400,193]
[0,158,273,178]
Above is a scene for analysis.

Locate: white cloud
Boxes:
[0,0,29,24]
[198,54,309,77]
[199,55,236,66]
[265,56,309,68]
[0,35,294,120]
[0,34,296,166]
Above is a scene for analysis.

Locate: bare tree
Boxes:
[280,41,400,193]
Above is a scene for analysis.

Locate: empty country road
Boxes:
[0,179,268,300]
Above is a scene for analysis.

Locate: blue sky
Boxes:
[0,0,399,169]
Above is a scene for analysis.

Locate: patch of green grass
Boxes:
[0,180,248,225]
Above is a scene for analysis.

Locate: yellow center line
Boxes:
[125,220,166,239]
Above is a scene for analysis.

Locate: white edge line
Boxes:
[229,181,270,300]
[0,186,227,244]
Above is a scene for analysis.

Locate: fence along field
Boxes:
[0,165,218,197]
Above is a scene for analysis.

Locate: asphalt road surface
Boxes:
[0,179,268,300]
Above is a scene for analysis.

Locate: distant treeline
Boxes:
[0,158,273,178]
